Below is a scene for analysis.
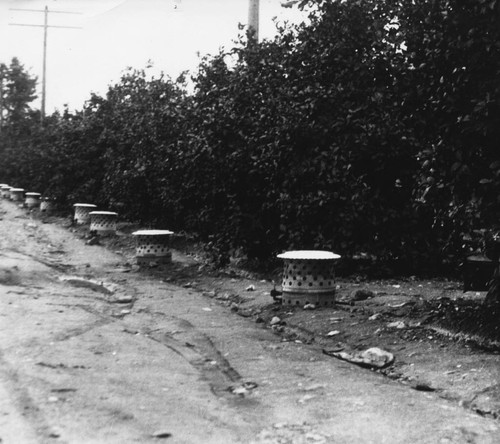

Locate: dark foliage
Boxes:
[0,0,499,276]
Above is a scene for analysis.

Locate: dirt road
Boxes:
[1,200,500,444]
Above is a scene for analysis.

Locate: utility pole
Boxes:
[42,6,48,123]
[9,6,81,122]
[248,0,260,41]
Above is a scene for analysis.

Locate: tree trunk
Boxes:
[484,263,500,307]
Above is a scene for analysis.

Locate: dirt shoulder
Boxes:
[165,271,500,421]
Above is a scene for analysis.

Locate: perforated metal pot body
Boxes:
[1,186,11,198]
[277,251,341,307]
[10,188,25,202]
[89,211,118,233]
[132,230,174,264]
[25,192,41,209]
[73,203,97,224]
[40,200,53,212]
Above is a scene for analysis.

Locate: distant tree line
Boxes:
[0,0,499,274]
[0,57,38,134]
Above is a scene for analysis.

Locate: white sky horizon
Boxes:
[0,0,306,113]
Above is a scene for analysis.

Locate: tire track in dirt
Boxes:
[137,312,261,404]
[45,291,257,405]
[49,291,259,404]
[147,321,241,379]
[52,315,116,342]
[48,295,132,342]
[0,349,68,444]
[11,247,76,274]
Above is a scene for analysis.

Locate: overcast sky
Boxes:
[0,0,305,113]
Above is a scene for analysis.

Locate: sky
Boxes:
[0,0,306,113]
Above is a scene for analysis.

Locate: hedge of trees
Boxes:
[0,0,499,274]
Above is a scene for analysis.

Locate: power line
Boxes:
[9,6,82,121]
